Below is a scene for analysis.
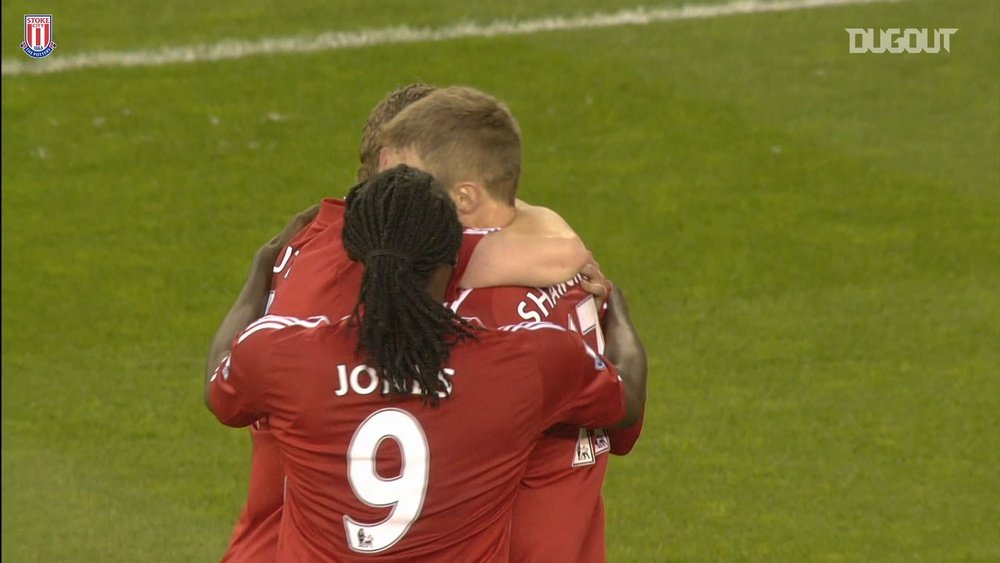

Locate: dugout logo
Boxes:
[846,28,957,54]
[21,14,56,58]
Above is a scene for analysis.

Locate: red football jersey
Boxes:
[222,198,361,562]
[266,198,361,318]
[209,316,625,561]
[449,231,644,563]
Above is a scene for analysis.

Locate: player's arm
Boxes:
[602,283,646,454]
[203,205,318,411]
[460,202,590,289]
[533,324,639,431]
[508,200,576,238]
[601,284,648,429]
[606,413,644,456]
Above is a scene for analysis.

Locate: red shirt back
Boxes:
[210,316,625,561]
[449,231,644,563]
[222,206,639,562]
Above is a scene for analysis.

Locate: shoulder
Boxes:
[319,197,346,218]
[229,315,336,379]
[457,322,567,357]
[235,315,333,353]
[446,230,498,299]
[495,320,567,334]
[457,227,497,260]
[494,321,583,358]
[283,199,345,252]
[315,199,347,235]
[499,321,603,367]
[461,228,588,289]
[510,201,577,238]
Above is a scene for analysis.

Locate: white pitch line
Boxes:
[2,0,898,77]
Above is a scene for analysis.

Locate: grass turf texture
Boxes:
[2,0,998,560]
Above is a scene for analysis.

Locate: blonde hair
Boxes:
[379,86,522,204]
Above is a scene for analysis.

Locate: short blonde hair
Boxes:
[357,83,437,181]
[378,86,522,204]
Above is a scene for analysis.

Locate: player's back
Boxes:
[449,231,643,562]
[212,317,625,562]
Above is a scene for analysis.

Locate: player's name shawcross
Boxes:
[333,363,456,399]
[516,272,586,323]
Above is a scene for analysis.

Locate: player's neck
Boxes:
[461,200,516,230]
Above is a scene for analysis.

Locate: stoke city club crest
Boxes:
[21,14,56,58]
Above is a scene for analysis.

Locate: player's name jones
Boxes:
[333,364,456,398]
[517,273,587,323]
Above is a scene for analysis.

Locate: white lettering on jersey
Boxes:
[515,273,586,323]
[272,246,301,279]
[525,290,555,318]
[333,365,455,399]
[516,299,543,323]
[273,246,294,273]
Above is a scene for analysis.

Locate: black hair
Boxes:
[342,164,476,405]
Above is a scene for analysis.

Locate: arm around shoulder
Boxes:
[461,202,590,289]
[461,231,589,289]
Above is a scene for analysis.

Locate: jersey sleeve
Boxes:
[208,317,281,428]
[607,412,644,455]
[524,325,625,430]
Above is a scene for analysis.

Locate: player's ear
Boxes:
[378,147,393,173]
[451,181,480,215]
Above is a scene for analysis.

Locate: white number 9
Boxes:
[343,408,429,553]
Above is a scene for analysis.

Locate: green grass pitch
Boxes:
[2,0,998,560]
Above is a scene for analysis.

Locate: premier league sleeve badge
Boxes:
[21,14,57,58]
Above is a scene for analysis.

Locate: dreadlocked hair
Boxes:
[342,164,477,405]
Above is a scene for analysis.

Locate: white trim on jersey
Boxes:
[498,320,611,371]
[209,354,231,383]
[496,321,566,333]
[580,340,608,370]
[462,226,501,236]
[237,314,330,344]
[448,288,474,313]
